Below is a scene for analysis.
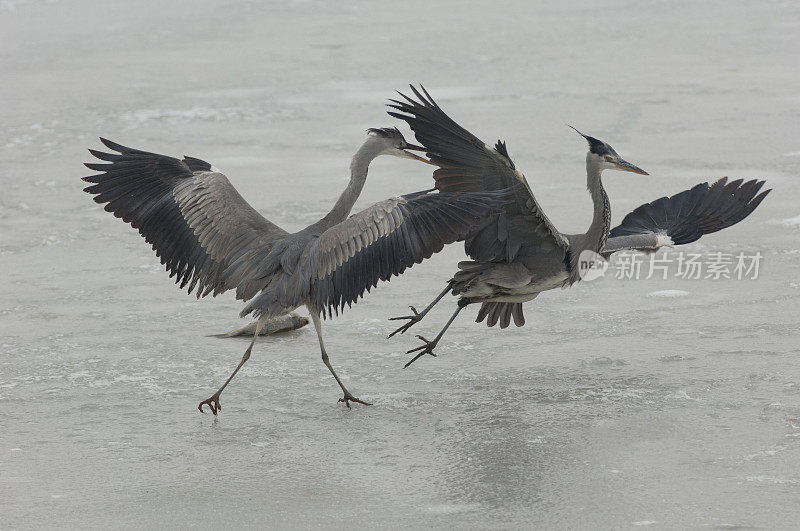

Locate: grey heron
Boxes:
[83,128,513,413]
[387,86,771,366]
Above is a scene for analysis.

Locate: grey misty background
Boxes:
[2,0,800,529]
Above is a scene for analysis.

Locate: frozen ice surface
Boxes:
[647,290,690,298]
[779,215,800,228]
[2,0,800,528]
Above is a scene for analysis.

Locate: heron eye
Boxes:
[603,155,614,162]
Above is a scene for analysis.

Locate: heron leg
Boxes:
[310,313,371,408]
[388,280,453,338]
[404,301,468,368]
[198,315,268,415]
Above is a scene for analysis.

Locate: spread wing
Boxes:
[601,177,770,257]
[82,138,289,300]
[308,189,514,317]
[387,85,568,263]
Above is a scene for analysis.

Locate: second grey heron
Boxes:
[387,86,771,366]
[83,128,513,413]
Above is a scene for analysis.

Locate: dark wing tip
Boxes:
[392,90,416,105]
[749,187,771,210]
[493,140,515,168]
[611,177,770,244]
[84,162,111,171]
[99,137,132,153]
[182,155,214,172]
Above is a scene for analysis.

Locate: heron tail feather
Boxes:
[476,302,525,328]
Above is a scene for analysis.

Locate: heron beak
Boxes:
[404,143,426,152]
[400,144,434,164]
[613,158,649,175]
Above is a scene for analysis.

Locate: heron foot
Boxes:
[198,393,222,415]
[338,393,372,409]
[388,306,424,338]
[403,335,438,368]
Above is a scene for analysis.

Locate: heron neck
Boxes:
[315,140,380,231]
[583,157,611,254]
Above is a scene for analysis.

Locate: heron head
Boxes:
[366,127,431,164]
[568,126,648,175]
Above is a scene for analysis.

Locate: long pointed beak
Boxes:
[404,143,426,152]
[614,158,649,175]
[400,144,434,164]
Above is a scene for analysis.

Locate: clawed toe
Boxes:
[408,335,437,354]
[338,395,372,408]
[403,335,438,368]
[198,395,222,415]
[387,306,423,338]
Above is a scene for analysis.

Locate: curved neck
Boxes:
[313,139,383,231]
[586,158,611,253]
[574,154,611,257]
[585,156,611,253]
[568,155,611,283]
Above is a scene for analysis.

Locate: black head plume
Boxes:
[568,125,613,156]
[367,127,403,139]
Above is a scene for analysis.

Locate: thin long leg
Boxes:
[310,313,371,408]
[404,301,468,368]
[388,280,453,338]
[198,315,268,415]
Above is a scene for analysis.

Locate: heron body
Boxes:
[83,127,513,413]
[450,142,630,312]
[387,86,770,363]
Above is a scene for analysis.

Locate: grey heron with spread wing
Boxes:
[83,128,512,413]
[387,86,770,367]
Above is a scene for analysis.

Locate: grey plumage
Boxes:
[83,131,512,413]
[84,138,285,300]
[601,177,770,256]
[387,85,769,366]
[306,190,508,318]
